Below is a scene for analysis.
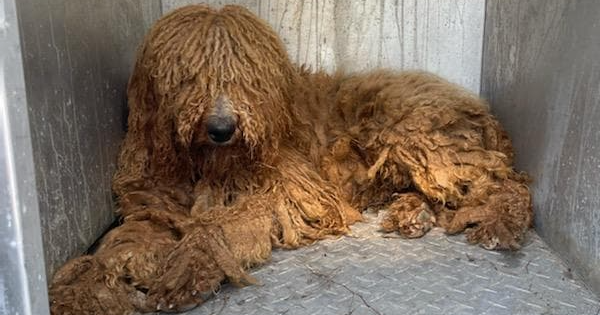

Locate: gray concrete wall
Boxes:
[482,0,600,295]
[162,0,485,93]
[15,0,162,278]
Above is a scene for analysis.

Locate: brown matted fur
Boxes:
[49,5,532,314]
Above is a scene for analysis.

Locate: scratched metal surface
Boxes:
[15,0,162,278]
[482,0,600,296]
[0,0,50,313]
[174,213,600,315]
[162,0,485,93]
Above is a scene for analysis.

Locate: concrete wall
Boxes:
[15,0,162,278]
[482,0,600,295]
[162,0,485,93]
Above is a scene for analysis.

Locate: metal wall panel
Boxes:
[162,0,485,93]
[0,0,50,314]
[15,0,162,278]
[482,0,600,295]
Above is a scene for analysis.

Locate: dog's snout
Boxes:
[207,116,236,143]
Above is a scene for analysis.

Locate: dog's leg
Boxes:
[380,192,436,238]
[440,176,532,250]
[50,159,359,314]
[388,108,533,249]
[48,188,274,314]
[146,202,273,312]
[48,186,194,315]
[49,256,138,315]
[150,176,358,312]
[49,209,190,314]
[334,71,532,250]
[389,114,533,250]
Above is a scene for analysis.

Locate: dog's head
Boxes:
[125,5,297,181]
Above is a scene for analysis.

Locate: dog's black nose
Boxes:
[206,117,236,143]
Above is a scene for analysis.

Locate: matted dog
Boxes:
[49,5,532,314]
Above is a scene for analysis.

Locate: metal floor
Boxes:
[173,213,600,315]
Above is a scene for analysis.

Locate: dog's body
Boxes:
[49,5,532,314]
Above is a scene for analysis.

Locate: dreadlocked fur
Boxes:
[49,4,533,314]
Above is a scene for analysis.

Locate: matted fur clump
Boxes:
[49,5,532,314]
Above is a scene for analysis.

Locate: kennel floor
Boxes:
[169,213,600,315]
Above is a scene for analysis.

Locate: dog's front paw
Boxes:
[465,219,524,250]
[154,291,210,313]
[49,256,136,315]
[148,240,224,312]
[444,207,527,250]
[149,224,258,312]
[380,193,436,238]
[444,179,532,250]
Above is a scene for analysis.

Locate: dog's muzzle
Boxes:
[206,116,236,143]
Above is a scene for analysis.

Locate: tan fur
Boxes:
[49,5,532,314]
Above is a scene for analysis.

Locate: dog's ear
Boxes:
[113,45,190,196]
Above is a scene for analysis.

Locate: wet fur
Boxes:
[49,5,532,314]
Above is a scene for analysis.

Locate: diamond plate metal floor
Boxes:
[171,213,600,315]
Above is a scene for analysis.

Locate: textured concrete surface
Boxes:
[15,0,162,278]
[482,0,600,296]
[162,0,485,93]
[171,214,600,315]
